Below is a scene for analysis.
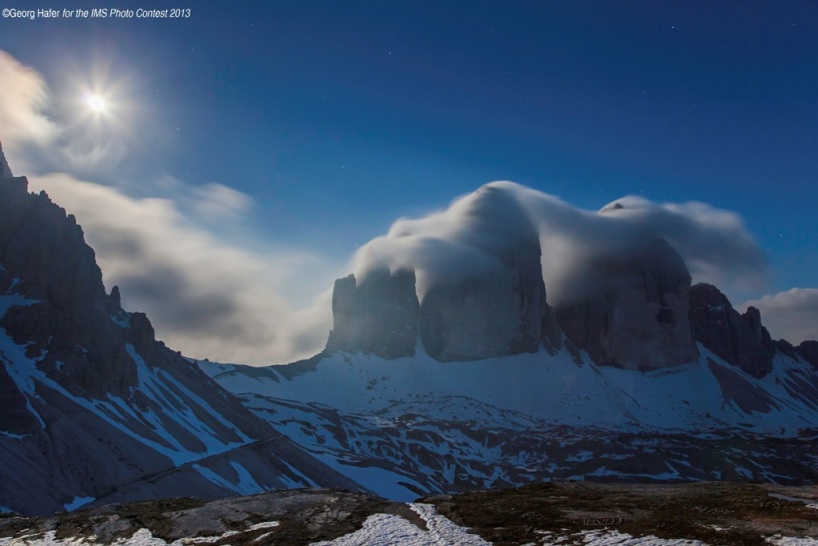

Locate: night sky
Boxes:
[1,1,817,363]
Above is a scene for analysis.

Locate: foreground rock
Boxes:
[0,490,421,546]
[2,483,817,546]
[426,481,818,546]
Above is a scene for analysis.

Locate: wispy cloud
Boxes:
[0,51,60,151]
[29,173,334,364]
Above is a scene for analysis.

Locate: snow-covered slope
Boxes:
[0,277,361,515]
[205,346,818,434]
[201,345,818,500]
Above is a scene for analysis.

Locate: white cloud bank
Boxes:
[743,289,818,344]
[353,181,767,304]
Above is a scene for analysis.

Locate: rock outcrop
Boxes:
[796,340,818,370]
[325,241,554,362]
[326,269,419,359]
[326,185,556,362]
[419,237,549,361]
[0,141,12,178]
[688,283,775,378]
[554,237,698,370]
[0,168,138,397]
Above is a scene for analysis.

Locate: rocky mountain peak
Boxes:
[0,141,12,179]
[796,340,818,369]
[327,184,559,362]
[688,283,775,377]
[0,170,140,398]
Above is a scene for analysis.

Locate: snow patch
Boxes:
[63,496,95,512]
[247,521,280,531]
[228,461,267,495]
[578,529,708,545]
[0,293,38,319]
[766,537,818,546]
[310,503,490,545]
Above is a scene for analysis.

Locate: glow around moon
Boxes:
[87,94,106,112]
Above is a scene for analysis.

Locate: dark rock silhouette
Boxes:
[797,340,818,369]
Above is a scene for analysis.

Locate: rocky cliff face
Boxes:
[688,283,775,378]
[554,237,698,370]
[326,269,419,359]
[419,237,550,361]
[325,242,554,363]
[325,183,559,362]
[326,230,555,361]
[0,174,139,399]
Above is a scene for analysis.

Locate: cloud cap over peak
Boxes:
[353,181,767,304]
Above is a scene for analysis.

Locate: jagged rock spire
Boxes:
[0,141,13,178]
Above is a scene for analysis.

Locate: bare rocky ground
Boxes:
[1,482,817,545]
[424,481,818,545]
[0,490,423,545]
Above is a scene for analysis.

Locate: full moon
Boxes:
[87,95,106,112]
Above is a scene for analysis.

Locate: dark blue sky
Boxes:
[2,0,817,295]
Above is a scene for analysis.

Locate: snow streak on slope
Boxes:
[0,325,250,466]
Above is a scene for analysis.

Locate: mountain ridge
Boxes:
[0,149,363,515]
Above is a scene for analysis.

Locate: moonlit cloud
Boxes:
[353,181,767,304]
[0,51,60,149]
[742,289,818,344]
[29,173,334,365]
[189,182,254,219]
[596,196,767,293]
[0,49,338,365]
